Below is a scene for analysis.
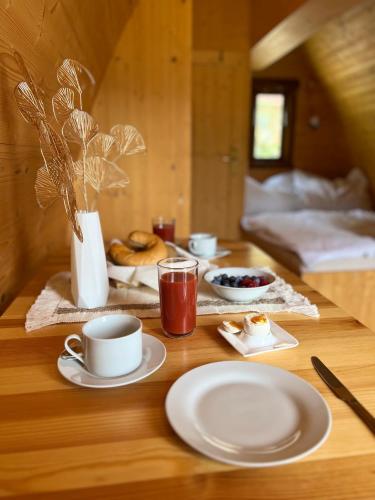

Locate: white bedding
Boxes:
[241,209,375,268]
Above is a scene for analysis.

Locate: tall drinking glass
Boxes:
[152,216,175,242]
[157,258,198,338]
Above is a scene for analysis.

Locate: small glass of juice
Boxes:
[157,257,198,338]
[152,216,175,242]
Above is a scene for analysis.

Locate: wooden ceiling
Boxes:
[251,0,366,71]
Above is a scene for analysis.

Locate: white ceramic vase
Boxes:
[71,211,109,309]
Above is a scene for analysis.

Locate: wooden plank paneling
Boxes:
[0,0,136,312]
[251,0,306,46]
[0,242,375,498]
[305,0,375,197]
[251,47,353,178]
[192,51,250,238]
[192,0,250,239]
[193,0,251,50]
[251,0,364,71]
[92,0,192,240]
[304,270,375,333]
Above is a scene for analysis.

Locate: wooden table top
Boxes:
[0,241,374,499]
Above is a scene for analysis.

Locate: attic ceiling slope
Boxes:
[251,0,365,71]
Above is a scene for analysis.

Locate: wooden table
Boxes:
[0,241,374,499]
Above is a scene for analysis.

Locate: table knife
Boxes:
[311,356,375,435]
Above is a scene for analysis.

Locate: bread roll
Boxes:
[109,231,168,266]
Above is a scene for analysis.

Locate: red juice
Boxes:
[153,223,175,242]
[159,271,197,336]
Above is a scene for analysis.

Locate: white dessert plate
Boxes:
[217,320,299,357]
[203,247,231,260]
[166,361,331,467]
[57,333,166,388]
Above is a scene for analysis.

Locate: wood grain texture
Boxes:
[0,241,374,499]
[251,46,353,177]
[192,51,250,238]
[193,0,251,50]
[192,0,250,239]
[304,269,375,333]
[251,0,364,71]
[0,0,136,312]
[305,0,375,197]
[251,0,306,46]
[92,0,192,240]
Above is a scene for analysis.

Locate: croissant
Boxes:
[109,231,168,266]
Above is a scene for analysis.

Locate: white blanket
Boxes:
[241,209,375,267]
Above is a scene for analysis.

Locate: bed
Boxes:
[240,169,375,331]
[241,208,375,274]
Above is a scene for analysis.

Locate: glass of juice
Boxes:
[152,216,175,242]
[157,257,198,338]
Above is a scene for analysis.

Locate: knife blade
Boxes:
[311,356,375,436]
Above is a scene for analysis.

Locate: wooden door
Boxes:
[192,51,250,239]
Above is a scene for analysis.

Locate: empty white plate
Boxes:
[166,361,331,467]
[58,333,166,388]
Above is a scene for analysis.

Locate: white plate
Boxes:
[203,247,231,260]
[166,361,331,467]
[57,333,166,388]
[217,320,299,357]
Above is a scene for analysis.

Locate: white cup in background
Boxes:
[188,233,217,257]
[64,314,143,378]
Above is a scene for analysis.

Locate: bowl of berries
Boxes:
[204,267,275,302]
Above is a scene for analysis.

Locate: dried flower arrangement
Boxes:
[13,52,146,241]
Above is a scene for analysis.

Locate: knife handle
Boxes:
[347,397,375,435]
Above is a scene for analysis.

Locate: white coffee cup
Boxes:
[188,233,217,257]
[64,314,143,378]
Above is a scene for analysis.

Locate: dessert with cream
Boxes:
[244,312,271,337]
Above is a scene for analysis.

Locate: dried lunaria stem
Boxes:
[13,52,146,242]
[35,165,59,209]
[110,124,146,158]
[56,59,95,110]
[87,133,116,159]
[14,81,46,125]
[13,53,83,241]
[52,87,75,124]
[74,157,129,192]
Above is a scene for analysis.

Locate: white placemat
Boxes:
[25,267,319,331]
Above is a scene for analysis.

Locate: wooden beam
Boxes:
[251,0,365,71]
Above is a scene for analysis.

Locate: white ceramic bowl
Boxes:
[204,267,275,303]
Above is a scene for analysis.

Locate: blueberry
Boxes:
[234,277,241,287]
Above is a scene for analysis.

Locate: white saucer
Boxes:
[166,361,331,467]
[217,320,298,357]
[201,247,231,260]
[57,333,166,388]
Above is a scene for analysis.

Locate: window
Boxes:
[250,79,298,167]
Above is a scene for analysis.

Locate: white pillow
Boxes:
[293,169,372,210]
[263,171,294,194]
[263,168,372,211]
[243,176,302,215]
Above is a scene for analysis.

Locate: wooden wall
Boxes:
[250,46,353,181]
[92,0,192,241]
[305,0,375,196]
[251,0,306,46]
[191,0,251,239]
[0,0,135,312]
